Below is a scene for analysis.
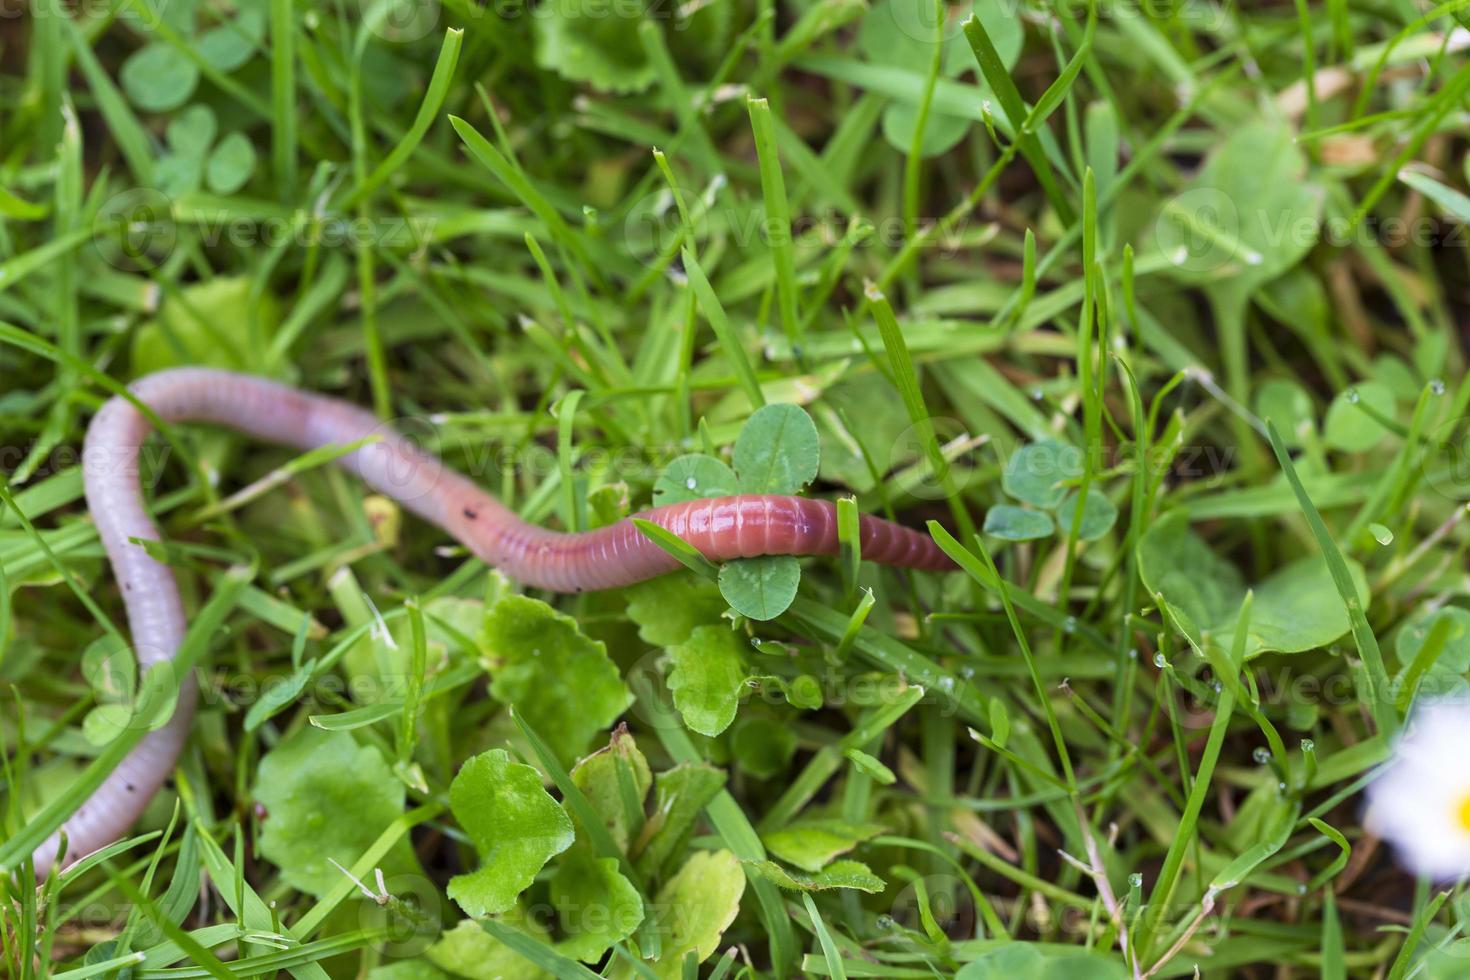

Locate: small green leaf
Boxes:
[533,0,655,93]
[1323,381,1396,452]
[625,573,726,647]
[1396,607,1470,671]
[206,132,257,194]
[166,104,217,158]
[843,747,896,784]
[955,942,1131,979]
[1055,489,1118,541]
[733,403,821,494]
[647,850,745,976]
[569,728,652,852]
[653,453,738,506]
[482,594,632,764]
[1255,379,1315,448]
[1002,439,1082,508]
[732,715,799,779]
[634,763,727,880]
[549,850,644,962]
[1138,511,1369,658]
[748,858,885,893]
[667,625,748,737]
[425,916,549,980]
[988,696,1010,749]
[132,276,279,374]
[120,43,199,112]
[762,820,885,872]
[252,728,414,897]
[983,504,1054,541]
[447,748,575,917]
[718,555,801,621]
[196,7,266,72]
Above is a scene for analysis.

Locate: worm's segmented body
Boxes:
[32,368,952,875]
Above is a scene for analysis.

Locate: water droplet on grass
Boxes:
[1431,378,1447,395]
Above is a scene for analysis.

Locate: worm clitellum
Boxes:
[33,367,953,875]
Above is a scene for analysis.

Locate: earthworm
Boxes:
[31,367,953,875]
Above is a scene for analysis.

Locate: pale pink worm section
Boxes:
[31,368,952,875]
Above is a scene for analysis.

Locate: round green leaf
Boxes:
[734,403,820,494]
[982,504,1054,541]
[166,104,217,158]
[1001,438,1082,508]
[881,104,971,159]
[196,7,266,72]
[667,625,748,737]
[731,714,798,779]
[1323,380,1395,453]
[1396,607,1470,671]
[1254,378,1314,447]
[1055,489,1117,541]
[155,153,203,198]
[120,43,200,113]
[253,728,416,897]
[206,132,257,194]
[718,555,800,621]
[653,453,739,506]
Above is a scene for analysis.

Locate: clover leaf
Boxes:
[982,504,1055,542]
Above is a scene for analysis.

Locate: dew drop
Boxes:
[1153,652,1168,669]
[1062,616,1078,634]
[685,476,698,490]
[1128,873,1143,889]
[1253,747,1272,764]
[876,914,896,930]
[1432,378,1447,395]
[1301,738,1315,753]
[1030,387,1044,401]
[1346,388,1361,404]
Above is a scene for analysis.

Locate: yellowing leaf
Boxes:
[425,917,550,980]
[748,858,885,893]
[569,727,651,852]
[762,819,885,872]
[447,749,574,917]
[646,850,745,977]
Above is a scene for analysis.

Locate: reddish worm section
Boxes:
[30,368,952,874]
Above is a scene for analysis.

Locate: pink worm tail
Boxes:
[31,368,953,875]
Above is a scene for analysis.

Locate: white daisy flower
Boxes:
[1365,699,1470,881]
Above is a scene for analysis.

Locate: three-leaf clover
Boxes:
[984,439,1117,542]
[652,402,821,621]
[156,104,258,198]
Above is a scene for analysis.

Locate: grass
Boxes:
[4,0,1470,976]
